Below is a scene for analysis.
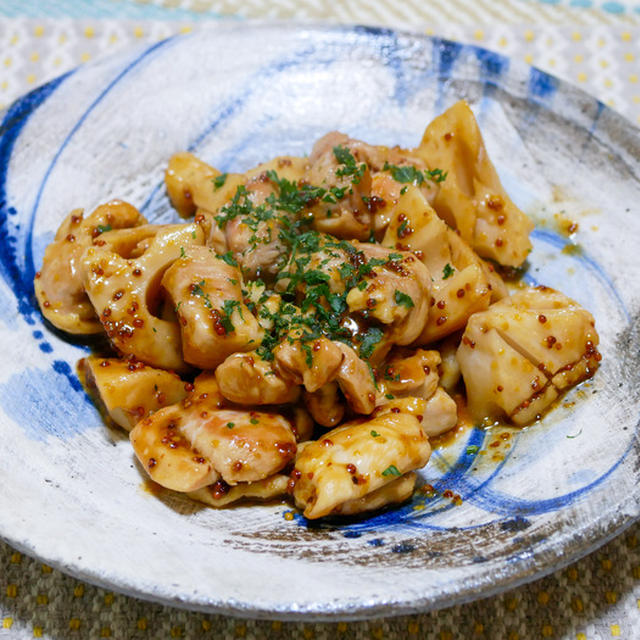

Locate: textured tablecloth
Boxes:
[1,1,639,638]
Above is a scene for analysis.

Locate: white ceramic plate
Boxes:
[0,24,639,620]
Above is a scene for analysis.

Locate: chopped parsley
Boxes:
[213,173,228,190]
[191,280,212,309]
[385,393,394,400]
[466,445,479,455]
[219,299,242,333]
[220,251,238,267]
[382,465,401,477]
[370,430,380,438]
[359,327,384,360]
[333,145,367,184]
[394,290,414,309]
[226,422,234,429]
[383,161,447,185]
[180,246,186,258]
[96,224,112,234]
[442,263,455,279]
[250,417,259,425]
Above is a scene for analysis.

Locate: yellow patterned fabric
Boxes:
[0,2,639,639]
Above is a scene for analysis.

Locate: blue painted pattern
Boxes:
[0,28,635,548]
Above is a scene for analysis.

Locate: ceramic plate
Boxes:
[0,24,639,621]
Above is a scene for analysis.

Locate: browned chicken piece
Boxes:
[374,392,458,437]
[346,242,431,347]
[219,156,309,280]
[303,382,345,428]
[273,337,344,392]
[130,371,297,491]
[380,348,441,401]
[290,411,430,519]
[82,220,210,372]
[457,286,601,425]
[414,100,534,267]
[83,356,187,431]
[189,473,290,508]
[381,185,491,344]
[35,200,146,334]
[161,245,263,369]
[333,342,377,415]
[215,350,301,405]
[306,132,374,241]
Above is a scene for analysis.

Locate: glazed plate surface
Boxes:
[0,24,639,620]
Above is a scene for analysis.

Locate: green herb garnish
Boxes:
[382,465,401,477]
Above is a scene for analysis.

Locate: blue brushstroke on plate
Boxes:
[0,364,97,441]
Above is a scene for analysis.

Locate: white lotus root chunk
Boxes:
[83,356,187,431]
[162,245,264,369]
[290,412,430,519]
[130,372,297,492]
[82,220,210,372]
[415,100,533,267]
[457,286,601,425]
[35,200,146,334]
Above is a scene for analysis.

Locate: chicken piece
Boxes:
[306,132,373,241]
[346,242,431,346]
[414,100,533,267]
[161,245,263,369]
[380,348,441,400]
[381,186,491,343]
[334,342,377,415]
[82,220,209,372]
[332,473,417,516]
[374,391,458,437]
[273,337,344,392]
[215,350,300,405]
[130,372,297,491]
[189,474,290,508]
[457,286,601,425]
[83,356,187,431]
[304,382,345,428]
[217,156,309,280]
[35,201,146,334]
[290,412,430,519]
